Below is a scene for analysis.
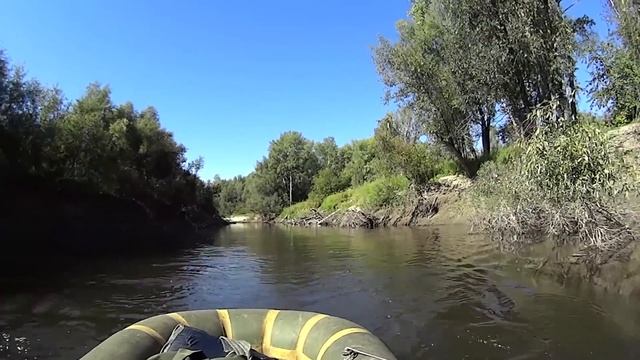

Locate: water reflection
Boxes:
[1,224,640,359]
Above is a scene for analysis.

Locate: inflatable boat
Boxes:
[81,309,396,360]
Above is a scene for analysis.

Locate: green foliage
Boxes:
[213,176,246,216]
[280,175,410,219]
[490,145,524,166]
[521,122,629,204]
[268,132,320,203]
[589,42,640,124]
[308,167,350,203]
[242,167,286,217]
[375,0,586,175]
[587,1,640,125]
[373,112,460,183]
[241,132,320,216]
[433,159,459,178]
[0,51,218,218]
[341,139,380,186]
[350,176,410,209]
[474,116,636,253]
[308,137,351,202]
[375,9,487,176]
[609,0,640,57]
[319,190,353,212]
[279,200,316,220]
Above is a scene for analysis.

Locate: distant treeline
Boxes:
[212,125,459,217]
[0,50,215,215]
[0,50,223,260]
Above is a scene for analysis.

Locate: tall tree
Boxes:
[267,131,319,205]
[375,1,488,176]
[309,137,350,200]
[588,0,640,124]
[376,0,589,176]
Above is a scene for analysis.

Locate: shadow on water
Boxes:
[2,224,640,359]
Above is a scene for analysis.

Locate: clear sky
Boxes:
[0,0,611,180]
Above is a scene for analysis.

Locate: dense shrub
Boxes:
[279,200,316,219]
[308,168,350,204]
[433,158,460,178]
[350,176,410,209]
[474,117,636,258]
[490,145,523,166]
[319,190,353,212]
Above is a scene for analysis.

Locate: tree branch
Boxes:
[609,0,620,16]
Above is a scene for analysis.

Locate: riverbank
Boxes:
[276,179,640,295]
[274,123,640,293]
[277,174,473,228]
[224,214,264,224]
[0,174,228,274]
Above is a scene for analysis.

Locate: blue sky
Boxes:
[0,1,611,180]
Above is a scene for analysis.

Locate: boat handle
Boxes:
[343,346,389,360]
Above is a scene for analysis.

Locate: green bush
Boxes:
[474,118,636,256]
[308,168,350,203]
[351,175,410,209]
[522,122,630,204]
[279,200,316,219]
[373,127,461,184]
[319,190,353,212]
[401,143,439,185]
[491,145,523,166]
[434,158,460,178]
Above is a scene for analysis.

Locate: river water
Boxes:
[2,224,640,359]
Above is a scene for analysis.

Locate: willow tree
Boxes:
[589,0,640,124]
[376,0,589,176]
[454,0,592,135]
[375,0,496,176]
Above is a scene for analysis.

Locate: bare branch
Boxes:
[609,0,621,16]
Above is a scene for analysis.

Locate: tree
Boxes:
[213,176,246,216]
[313,137,340,172]
[308,137,350,201]
[0,48,221,225]
[243,166,285,216]
[239,132,320,216]
[375,0,492,176]
[375,0,589,176]
[266,131,319,206]
[588,0,640,124]
[341,139,379,186]
[0,57,50,174]
[374,111,457,185]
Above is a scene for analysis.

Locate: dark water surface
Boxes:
[2,224,640,359]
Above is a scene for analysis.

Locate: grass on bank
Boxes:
[279,175,410,219]
[473,117,638,261]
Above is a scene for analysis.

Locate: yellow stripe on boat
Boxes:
[126,324,165,345]
[167,312,189,326]
[296,314,327,360]
[261,310,280,353]
[267,346,297,360]
[216,309,233,339]
[317,327,368,360]
[261,310,298,359]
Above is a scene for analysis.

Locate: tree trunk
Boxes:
[444,138,478,178]
[481,120,491,159]
[479,107,491,158]
[567,70,578,123]
[289,174,293,206]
